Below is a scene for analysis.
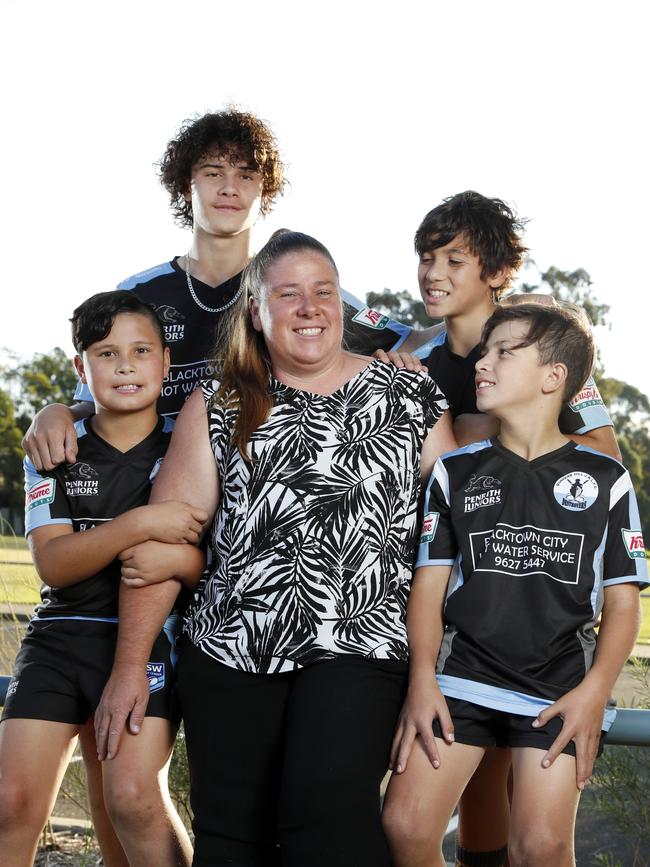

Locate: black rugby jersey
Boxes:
[412,326,613,433]
[74,261,410,418]
[417,439,647,729]
[24,416,174,619]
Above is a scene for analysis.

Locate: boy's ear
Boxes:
[488,267,510,291]
[542,362,568,396]
[73,354,87,384]
[162,346,171,379]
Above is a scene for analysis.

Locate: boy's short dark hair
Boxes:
[480,303,595,402]
[71,290,166,354]
[158,108,285,228]
[414,191,528,298]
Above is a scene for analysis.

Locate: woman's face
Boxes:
[250,250,343,376]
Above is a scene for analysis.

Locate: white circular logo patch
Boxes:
[553,471,599,511]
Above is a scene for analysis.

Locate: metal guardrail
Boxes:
[0,674,648,743]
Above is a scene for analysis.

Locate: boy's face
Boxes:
[187,150,263,239]
[417,234,506,320]
[74,313,169,415]
[475,320,551,415]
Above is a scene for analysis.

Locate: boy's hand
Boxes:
[373,348,427,373]
[390,674,454,774]
[533,682,606,790]
[136,501,208,544]
[23,404,78,470]
[120,541,183,587]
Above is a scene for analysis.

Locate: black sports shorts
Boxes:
[1,616,180,725]
[432,697,605,758]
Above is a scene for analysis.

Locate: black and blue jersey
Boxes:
[24,415,174,619]
[417,439,647,730]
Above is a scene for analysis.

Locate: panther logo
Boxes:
[155,305,185,323]
[66,462,99,480]
[464,474,501,494]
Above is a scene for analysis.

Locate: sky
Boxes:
[1,0,648,394]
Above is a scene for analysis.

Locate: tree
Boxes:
[0,386,26,528]
[2,347,78,429]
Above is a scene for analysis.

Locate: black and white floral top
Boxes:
[184,360,448,674]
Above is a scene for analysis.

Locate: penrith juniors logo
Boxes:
[26,478,56,511]
[65,462,99,497]
[155,305,185,342]
[464,474,502,512]
[553,471,599,511]
[622,529,646,559]
[351,307,390,330]
[146,662,166,693]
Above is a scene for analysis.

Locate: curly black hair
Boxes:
[158,108,285,227]
[415,191,528,298]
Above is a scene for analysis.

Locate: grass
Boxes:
[639,595,650,644]
[0,535,40,606]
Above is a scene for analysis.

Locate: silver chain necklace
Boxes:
[184,253,243,314]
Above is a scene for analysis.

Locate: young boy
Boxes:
[0,291,206,867]
[382,303,647,867]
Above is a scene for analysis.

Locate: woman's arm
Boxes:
[95,388,219,759]
[420,410,458,481]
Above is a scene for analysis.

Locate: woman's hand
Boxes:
[390,673,454,774]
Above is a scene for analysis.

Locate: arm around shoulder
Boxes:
[22,401,94,470]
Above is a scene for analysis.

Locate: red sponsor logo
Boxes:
[26,479,55,510]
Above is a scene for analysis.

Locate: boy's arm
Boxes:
[95,388,218,760]
[28,501,206,588]
[22,401,94,470]
[566,425,621,461]
[534,583,641,789]
[391,564,454,773]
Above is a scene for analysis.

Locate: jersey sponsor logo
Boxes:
[569,380,604,413]
[149,457,164,482]
[154,304,186,342]
[553,472,599,511]
[6,677,19,698]
[26,478,56,511]
[622,529,646,559]
[470,523,584,584]
[146,662,166,693]
[464,474,502,512]
[420,512,440,543]
[351,307,390,330]
[65,462,99,497]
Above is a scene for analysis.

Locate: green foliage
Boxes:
[365,289,433,329]
[2,347,78,429]
[0,387,26,524]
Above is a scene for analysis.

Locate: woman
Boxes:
[116,231,456,866]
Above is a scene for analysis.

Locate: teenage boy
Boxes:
[377,191,620,462]
[22,108,409,471]
[0,291,207,867]
[382,302,646,867]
